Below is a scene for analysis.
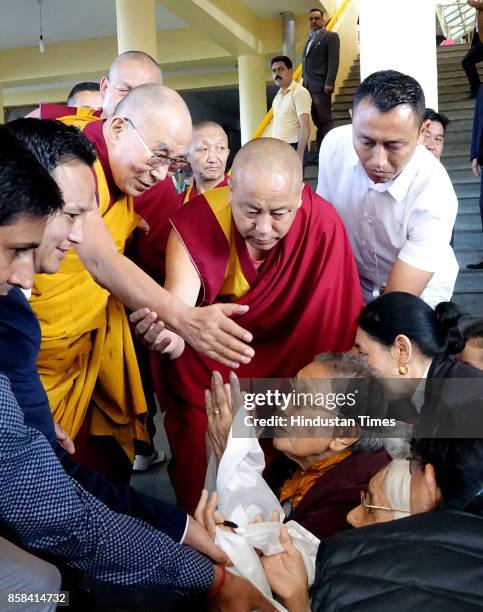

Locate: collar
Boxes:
[354,147,421,203]
[412,362,432,413]
[279,80,297,95]
[83,120,122,205]
[309,27,323,38]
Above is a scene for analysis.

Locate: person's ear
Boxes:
[423,463,442,510]
[296,183,304,209]
[390,334,412,369]
[99,76,109,101]
[329,435,359,452]
[106,116,126,145]
[418,118,431,142]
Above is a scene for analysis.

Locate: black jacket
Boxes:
[388,353,483,430]
[302,28,340,92]
[312,509,483,611]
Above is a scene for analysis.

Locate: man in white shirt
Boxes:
[317,70,458,308]
[271,55,312,163]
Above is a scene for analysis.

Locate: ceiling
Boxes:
[0,0,186,49]
[241,0,323,18]
[0,0,322,50]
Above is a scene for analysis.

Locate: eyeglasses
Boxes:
[122,117,190,171]
[360,490,410,515]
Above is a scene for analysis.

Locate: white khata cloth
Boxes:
[205,409,320,610]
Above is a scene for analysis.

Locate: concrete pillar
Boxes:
[0,88,4,124]
[282,12,296,64]
[238,54,268,144]
[116,0,158,59]
[359,0,438,109]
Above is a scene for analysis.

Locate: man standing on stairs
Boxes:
[317,70,459,308]
[468,84,483,269]
[462,0,483,98]
[271,55,312,164]
[302,7,340,154]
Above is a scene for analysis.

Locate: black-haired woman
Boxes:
[354,291,483,425]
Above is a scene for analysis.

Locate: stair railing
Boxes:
[251,0,353,140]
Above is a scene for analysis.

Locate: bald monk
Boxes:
[134,138,363,512]
[30,51,180,281]
[182,121,230,203]
[31,84,253,480]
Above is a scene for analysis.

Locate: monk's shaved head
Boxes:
[114,83,190,125]
[101,50,163,118]
[108,51,162,82]
[192,120,226,135]
[188,121,229,191]
[231,138,303,190]
[229,138,304,256]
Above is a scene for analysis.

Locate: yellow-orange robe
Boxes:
[32,111,148,459]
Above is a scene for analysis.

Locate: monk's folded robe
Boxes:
[31,119,148,460]
[165,183,363,513]
[181,173,230,205]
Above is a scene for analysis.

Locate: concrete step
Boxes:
[442,157,475,171]
[455,248,483,267]
[454,182,481,197]
[440,99,476,111]
[454,229,483,248]
[457,196,481,213]
[455,269,483,291]
[449,168,479,182]
[443,141,474,156]
[455,212,482,230]
[452,291,483,314]
[444,109,475,121]
[445,118,474,132]
[443,129,473,143]
[304,165,318,180]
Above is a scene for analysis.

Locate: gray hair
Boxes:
[313,353,387,453]
[385,459,411,519]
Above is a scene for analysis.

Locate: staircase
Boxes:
[305,44,483,315]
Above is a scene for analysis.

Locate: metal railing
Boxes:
[251,0,352,140]
[437,0,476,42]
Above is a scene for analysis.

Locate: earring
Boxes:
[398,363,408,376]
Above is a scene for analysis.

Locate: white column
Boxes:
[359,0,438,109]
[116,0,158,59]
[238,54,268,144]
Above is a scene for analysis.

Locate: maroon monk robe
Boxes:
[180,173,230,204]
[164,184,363,513]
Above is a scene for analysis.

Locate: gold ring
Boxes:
[212,410,220,416]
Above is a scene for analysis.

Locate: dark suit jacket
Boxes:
[0,287,188,542]
[388,353,483,435]
[302,28,340,92]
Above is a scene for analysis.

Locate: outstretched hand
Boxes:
[181,303,254,368]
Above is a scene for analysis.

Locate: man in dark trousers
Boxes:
[302,7,340,154]
[468,84,483,269]
[462,0,483,98]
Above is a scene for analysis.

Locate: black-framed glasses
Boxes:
[122,117,190,171]
[360,491,410,515]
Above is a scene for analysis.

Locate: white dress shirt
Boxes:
[317,124,459,307]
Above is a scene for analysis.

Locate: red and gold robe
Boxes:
[180,173,230,205]
[165,183,363,512]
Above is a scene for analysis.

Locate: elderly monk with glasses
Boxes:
[30,84,254,481]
